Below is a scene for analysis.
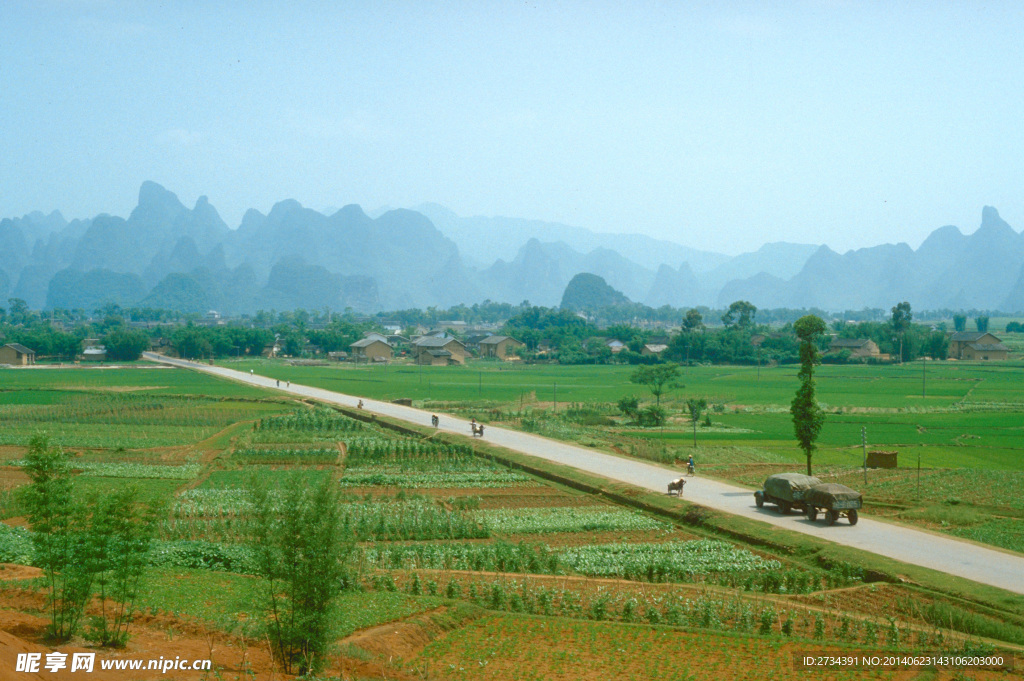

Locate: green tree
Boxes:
[637,404,667,427]
[685,398,708,448]
[20,436,92,641]
[682,308,704,332]
[85,488,158,647]
[103,329,150,361]
[248,471,351,675]
[791,315,826,476]
[975,315,990,332]
[890,302,912,362]
[722,300,757,328]
[617,395,640,423]
[953,314,967,332]
[171,325,212,359]
[629,363,681,406]
[684,399,708,446]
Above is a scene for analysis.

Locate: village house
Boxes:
[349,338,394,363]
[605,338,626,353]
[463,333,492,354]
[829,338,882,359]
[640,343,668,357]
[81,346,107,361]
[417,348,454,366]
[478,335,524,360]
[412,336,467,365]
[948,332,1010,361]
[0,343,36,365]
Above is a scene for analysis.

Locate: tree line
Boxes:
[2,296,1016,365]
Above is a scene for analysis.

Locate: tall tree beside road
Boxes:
[791,315,826,476]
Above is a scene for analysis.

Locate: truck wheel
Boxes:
[755,492,764,508]
[779,502,791,515]
[848,510,858,525]
[806,506,817,522]
[826,510,839,526]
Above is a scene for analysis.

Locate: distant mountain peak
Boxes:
[977,205,1015,236]
[138,181,182,210]
[267,199,304,220]
[560,272,630,311]
[981,205,1002,225]
[335,204,368,220]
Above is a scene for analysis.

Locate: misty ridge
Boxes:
[2,181,1024,315]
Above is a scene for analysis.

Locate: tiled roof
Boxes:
[413,337,465,349]
[950,332,989,342]
[351,338,389,348]
[966,342,1008,352]
[480,335,521,345]
[830,338,871,348]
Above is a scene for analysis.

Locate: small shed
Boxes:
[641,343,668,357]
[0,343,36,366]
[866,451,898,469]
[81,346,107,362]
[416,347,454,366]
[829,338,882,359]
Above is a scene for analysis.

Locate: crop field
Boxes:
[0,363,1021,679]
[221,356,1024,557]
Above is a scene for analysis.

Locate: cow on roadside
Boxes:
[667,478,686,496]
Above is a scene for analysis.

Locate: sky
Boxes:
[3,0,1024,255]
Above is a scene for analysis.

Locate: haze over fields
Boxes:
[4,3,1024,313]
[3,183,1024,314]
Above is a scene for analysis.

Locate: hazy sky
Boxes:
[3,1,1023,254]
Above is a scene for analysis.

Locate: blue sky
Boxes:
[3,1,1023,254]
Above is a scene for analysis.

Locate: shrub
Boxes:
[247,471,352,676]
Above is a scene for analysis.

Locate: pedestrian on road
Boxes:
[287,380,290,388]
[687,455,695,476]
[276,379,280,387]
[250,369,253,376]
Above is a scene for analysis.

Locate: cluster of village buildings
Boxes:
[828,331,1010,362]
[0,338,110,366]
[0,328,1013,367]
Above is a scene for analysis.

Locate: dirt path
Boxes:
[143,354,1024,595]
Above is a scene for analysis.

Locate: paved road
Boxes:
[146,353,1024,595]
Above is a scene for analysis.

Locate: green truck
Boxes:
[754,473,822,514]
[804,483,862,525]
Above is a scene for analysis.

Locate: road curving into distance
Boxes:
[145,353,1024,595]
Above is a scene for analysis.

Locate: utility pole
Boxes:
[917,452,921,501]
[862,426,868,486]
[553,382,557,414]
[922,355,926,398]
[479,372,482,396]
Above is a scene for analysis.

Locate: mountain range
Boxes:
[1,182,1023,315]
